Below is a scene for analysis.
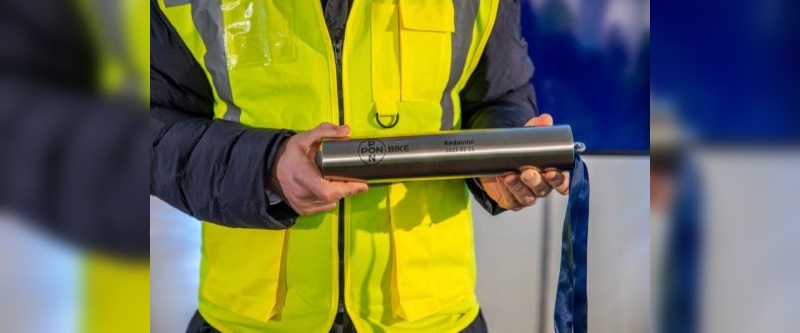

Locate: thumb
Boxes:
[524,113,554,127]
[303,122,350,145]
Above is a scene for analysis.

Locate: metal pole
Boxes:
[538,197,551,333]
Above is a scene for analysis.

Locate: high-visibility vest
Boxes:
[158,1,500,331]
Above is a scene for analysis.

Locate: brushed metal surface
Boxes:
[317,126,576,183]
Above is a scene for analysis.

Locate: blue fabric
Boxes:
[659,158,701,333]
[554,154,589,333]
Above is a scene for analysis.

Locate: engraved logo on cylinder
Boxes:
[358,140,385,165]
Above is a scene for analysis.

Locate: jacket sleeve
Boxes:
[0,0,148,256]
[460,0,539,216]
[150,1,297,229]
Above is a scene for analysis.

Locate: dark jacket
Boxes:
[150,0,539,228]
[0,0,148,257]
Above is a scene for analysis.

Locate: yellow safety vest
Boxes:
[158,1,500,331]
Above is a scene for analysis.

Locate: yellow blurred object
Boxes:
[75,1,150,332]
[80,0,149,99]
[82,254,149,333]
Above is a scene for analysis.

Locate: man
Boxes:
[151,0,569,331]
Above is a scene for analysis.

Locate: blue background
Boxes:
[651,0,800,144]
[520,0,650,153]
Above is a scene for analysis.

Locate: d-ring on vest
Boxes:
[375,112,400,128]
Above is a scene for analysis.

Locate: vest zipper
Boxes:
[334,38,345,126]
[333,35,347,316]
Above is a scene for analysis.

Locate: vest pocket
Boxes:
[387,180,475,321]
[371,1,453,109]
[220,0,297,69]
[398,0,454,102]
[201,223,288,322]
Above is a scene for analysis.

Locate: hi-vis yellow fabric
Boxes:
[160,0,500,331]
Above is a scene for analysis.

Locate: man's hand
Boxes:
[479,114,570,211]
[270,123,368,215]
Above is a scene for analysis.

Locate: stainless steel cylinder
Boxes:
[317,125,576,183]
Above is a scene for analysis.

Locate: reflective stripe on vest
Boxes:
[160,1,500,332]
[187,0,241,121]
